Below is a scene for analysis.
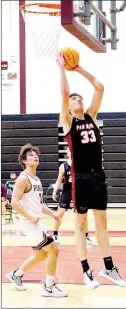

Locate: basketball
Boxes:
[60,47,79,70]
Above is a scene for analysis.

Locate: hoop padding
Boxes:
[20,3,61,59]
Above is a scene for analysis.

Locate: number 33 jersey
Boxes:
[66,113,103,174]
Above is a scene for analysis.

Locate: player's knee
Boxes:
[75,216,87,233]
[95,210,107,229]
[99,210,106,221]
[60,209,65,218]
[53,245,59,257]
[34,250,48,261]
[76,224,86,233]
[50,243,59,257]
[100,213,107,229]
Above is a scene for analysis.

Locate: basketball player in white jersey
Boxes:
[6,144,68,297]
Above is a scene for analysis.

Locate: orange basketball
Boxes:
[60,47,79,70]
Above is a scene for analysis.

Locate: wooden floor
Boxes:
[2,206,126,308]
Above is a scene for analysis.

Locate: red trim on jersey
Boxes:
[65,134,76,211]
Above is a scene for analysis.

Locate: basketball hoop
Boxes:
[20,2,61,59]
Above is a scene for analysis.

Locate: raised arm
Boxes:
[52,163,65,201]
[56,54,72,134]
[75,66,104,119]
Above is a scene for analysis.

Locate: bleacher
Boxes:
[103,119,126,204]
[1,118,59,208]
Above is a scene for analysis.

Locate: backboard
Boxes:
[61,0,120,53]
[74,1,106,49]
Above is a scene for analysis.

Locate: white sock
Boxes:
[14,268,25,277]
[46,275,55,287]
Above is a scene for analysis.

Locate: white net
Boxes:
[21,3,61,59]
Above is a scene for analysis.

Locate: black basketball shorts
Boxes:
[59,191,72,211]
[72,170,108,214]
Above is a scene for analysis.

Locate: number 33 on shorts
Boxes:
[81,130,96,144]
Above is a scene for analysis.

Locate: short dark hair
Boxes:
[69,93,83,100]
[18,143,40,169]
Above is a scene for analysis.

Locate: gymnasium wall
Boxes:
[1,1,126,115]
[2,1,20,114]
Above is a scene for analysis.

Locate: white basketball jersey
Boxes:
[19,171,43,218]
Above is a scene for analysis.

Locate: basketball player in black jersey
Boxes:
[52,147,92,246]
[56,53,126,289]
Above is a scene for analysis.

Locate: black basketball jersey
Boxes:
[66,113,102,174]
[62,161,72,192]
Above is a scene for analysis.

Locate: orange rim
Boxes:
[19,2,60,16]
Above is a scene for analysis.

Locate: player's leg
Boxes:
[6,223,52,290]
[41,241,68,297]
[74,177,88,261]
[92,171,112,260]
[75,211,99,289]
[75,212,88,260]
[53,192,71,243]
[6,248,48,291]
[93,208,126,286]
[53,207,66,243]
[93,209,111,257]
[74,175,100,289]
[85,216,92,247]
[6,225,68,296]
[86,232,92,247]
[93,170,126,286]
